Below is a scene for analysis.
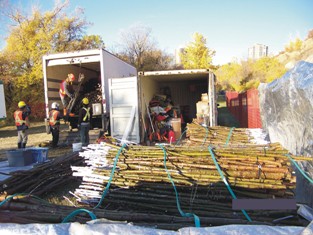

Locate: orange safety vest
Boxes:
[49,110,60,126]
[14,110,29,127]
[59,80,67,97]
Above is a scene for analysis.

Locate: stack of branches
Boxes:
[72,85,102,114]
[0,144,310,229]
[69,143,310,227]
[185,122,270,147]
[0,152,84,198]
[0,195,280,230]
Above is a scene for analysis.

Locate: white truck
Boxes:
[43,49,217,144]
[0,81,7,120]
[42,49,137,139]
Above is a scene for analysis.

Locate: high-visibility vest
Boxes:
[59,80,67,97]
[49,110,60,126]
[83,107,90,122]
[14,110,29,127]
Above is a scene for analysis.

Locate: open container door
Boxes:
[108,76,140,143]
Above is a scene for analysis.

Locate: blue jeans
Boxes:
[80,123,90,146]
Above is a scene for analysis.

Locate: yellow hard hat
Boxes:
[18,101,26,108]
[82,97,89,105]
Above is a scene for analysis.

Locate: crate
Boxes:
[92,103,102,116]
[28,147,49,163]
[72,143,82,152]
[6,149,34,167]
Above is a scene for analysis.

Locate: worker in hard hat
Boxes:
[49,102,61,147]
[78,97,93,146]
[14,101,31,148]
[59,73,75,110]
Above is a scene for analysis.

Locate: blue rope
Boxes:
[175,128,187,146]
[1,145,127,224]
[208,146,252,222]
[0,194,96,224]
[0,193,28,207]
[62,144,126,223]
[224,127,235,147]
[157,144,201,227]
[62,209,97,223]
[285,154,313,185]
[0,193,50,207]
[93,143,127,209]
[201,125,209,147]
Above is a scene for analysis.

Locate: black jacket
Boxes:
[78,104,93,125]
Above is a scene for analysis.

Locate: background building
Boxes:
[248,43,268,60]
[175,47,185,65]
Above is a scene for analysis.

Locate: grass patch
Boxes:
[42,178,82,207]
[217,95,240,127]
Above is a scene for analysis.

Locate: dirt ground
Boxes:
[0,122,73,161]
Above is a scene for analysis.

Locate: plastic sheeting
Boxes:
[0,220,312,235]
[258,61,313,157]
[0,161,33,182]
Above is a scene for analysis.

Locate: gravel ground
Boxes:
[0,122,73,161]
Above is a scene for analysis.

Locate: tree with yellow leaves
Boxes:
[216,57,286,92]
[179,33,216,69]
[0,1,104,121]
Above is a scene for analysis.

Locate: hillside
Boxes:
[276,37,313,69]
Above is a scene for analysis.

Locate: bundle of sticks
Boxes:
[0,143,310,229]
[185,122,270,147]
[0,152,83,198]
[69,143,310,227]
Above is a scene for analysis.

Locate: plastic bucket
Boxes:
[171,118,181,140]
[6,149,34,167]
[28,147,49,163]
[72,142,82,152]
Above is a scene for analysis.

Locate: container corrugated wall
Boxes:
[226,88,262,128]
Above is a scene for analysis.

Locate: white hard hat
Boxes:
[51,102,60,110]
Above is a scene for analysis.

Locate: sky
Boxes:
[1,0,313,65]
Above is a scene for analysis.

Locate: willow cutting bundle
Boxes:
[0,152,83,197]
[70,143,310,226]
[185,122,269,147]
[0,144,310,228]
[1,196,288,230]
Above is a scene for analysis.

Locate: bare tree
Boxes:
[118,24,174,71]
[119,24,156,70]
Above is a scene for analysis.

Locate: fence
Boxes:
[225,88,262,128]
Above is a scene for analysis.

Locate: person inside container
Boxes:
[49,102,61,148]
[14,101,31,148]
[59,73,75,111]
[78,97,93,146]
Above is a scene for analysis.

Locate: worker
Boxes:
[59,73,75,110]
[14,101,31,148]
[78,97,93,146]
[49,102,61,147]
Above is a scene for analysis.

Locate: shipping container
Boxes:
[109,69,218,143]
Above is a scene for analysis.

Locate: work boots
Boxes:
[18,143,22,149]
